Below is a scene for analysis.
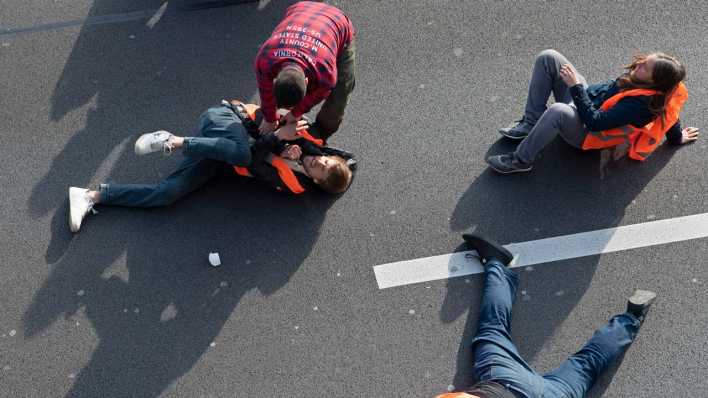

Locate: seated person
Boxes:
[487,49,699,174]
[68,100,356,233]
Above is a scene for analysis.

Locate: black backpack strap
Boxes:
[220,99,260,138]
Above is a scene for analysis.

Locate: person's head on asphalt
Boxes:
[274,64,307,109]
[303,155,352,194]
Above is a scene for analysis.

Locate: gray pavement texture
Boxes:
[1,0,708,397]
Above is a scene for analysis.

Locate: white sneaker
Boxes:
[134,130,174,156]
[69,187,96,233]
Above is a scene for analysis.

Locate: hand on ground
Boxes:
[681,127,699,144]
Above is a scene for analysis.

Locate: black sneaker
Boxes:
[486,153,533,174]
[499,120,534,140]
[626,289,657,324]
[462,233,514,266]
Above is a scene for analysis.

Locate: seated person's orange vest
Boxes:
[582,82,688,161]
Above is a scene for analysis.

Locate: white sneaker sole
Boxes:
[68,187,88,233]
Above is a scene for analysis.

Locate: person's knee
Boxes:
[316,105,346,133]
[198,107,220,130]
[199,106,235,133]
[537,48,562,62]
[316,117,343,136]
[547,102,574,119]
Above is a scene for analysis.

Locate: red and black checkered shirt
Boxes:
[254,1,355,122]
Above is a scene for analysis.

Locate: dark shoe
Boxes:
[462,233,514,266]
[486,153,533,174]
[626,289,657,324]
[499,120,534,140]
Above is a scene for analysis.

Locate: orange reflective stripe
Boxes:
[582,82,688,160]
[434,393,472,398]
[299,130,324,146]
[270,156,306,194]
[629,82,687,160]
[599,88,659,111]
[233,166,252,177]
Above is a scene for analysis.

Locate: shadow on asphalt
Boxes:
[22,1,329,398]
[441,137,679,395]
[25,178,335,398]
[28,0,294,226]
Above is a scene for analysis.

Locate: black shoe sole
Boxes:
[498,129,529,140]
[461,233,514,266]
[486,161,533,174]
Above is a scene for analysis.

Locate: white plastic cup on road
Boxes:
[208,252,221,267]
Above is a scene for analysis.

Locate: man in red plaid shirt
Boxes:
[254,1,356,142]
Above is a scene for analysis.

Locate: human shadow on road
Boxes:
[25,178,336,397]
[440,137,678,395]
[23,1,325,397]
[28,0,297,265]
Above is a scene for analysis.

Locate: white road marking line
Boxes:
[146,2,169,29]
[374,213,708,289]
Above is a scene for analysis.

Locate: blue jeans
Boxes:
[100,105,251,207]
[472,261,640,398]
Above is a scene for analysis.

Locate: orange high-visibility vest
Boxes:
[231,102,322,194]
[435,393,472,398]
[581,82,687,161]
[234,156,307,194]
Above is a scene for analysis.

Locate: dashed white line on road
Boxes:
[374,213,708,289]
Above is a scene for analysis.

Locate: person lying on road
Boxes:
[68,100,355,233]
[436,234,657,398]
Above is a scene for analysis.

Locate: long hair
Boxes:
[617,52,686,125]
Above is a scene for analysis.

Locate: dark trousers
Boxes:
[309,40,356,140]
[472,261,641,398]
[514,49,590,164]
[100,105,250,207]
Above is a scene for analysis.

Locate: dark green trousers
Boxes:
[311,40,356,140]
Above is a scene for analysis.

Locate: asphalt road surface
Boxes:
[2,1,707,397]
